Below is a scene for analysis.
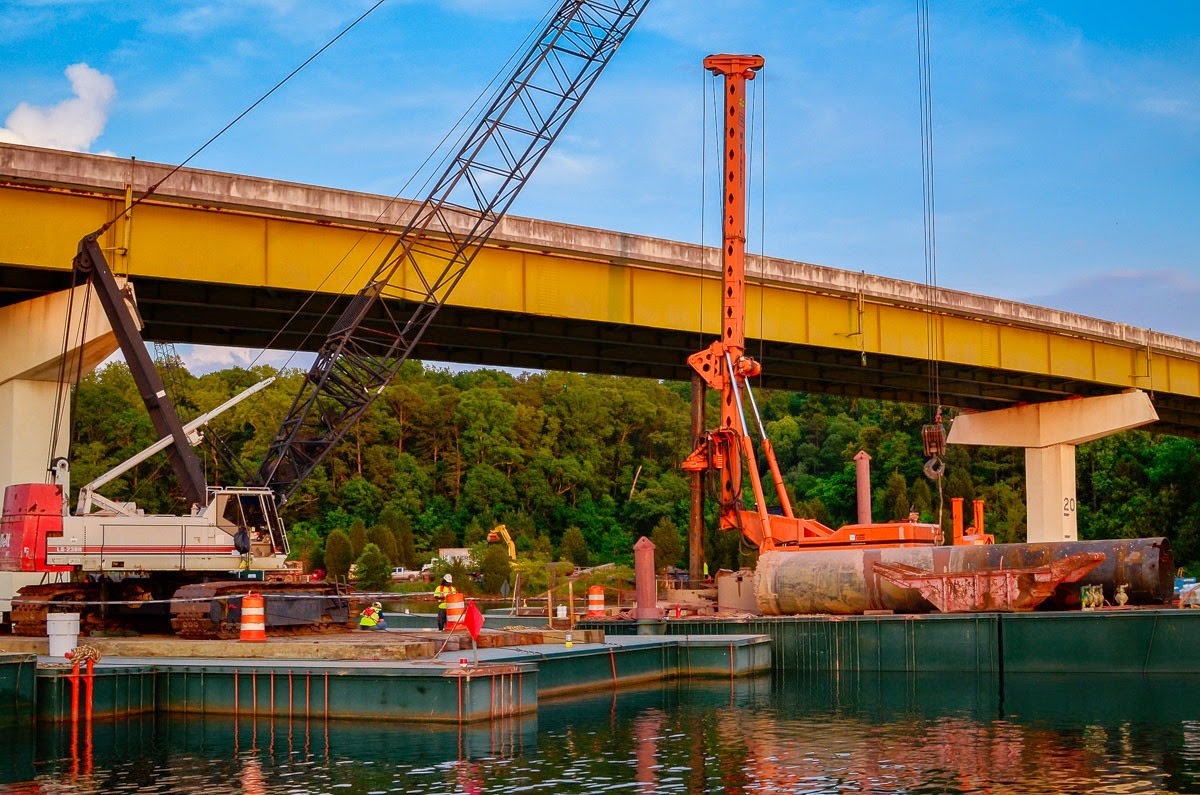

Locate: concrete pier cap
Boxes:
[0,283,126,492]
[948,390,1158,543]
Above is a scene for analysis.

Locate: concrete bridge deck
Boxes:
[3,142,1199,435]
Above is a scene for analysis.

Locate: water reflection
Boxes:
[2,672,1198,794]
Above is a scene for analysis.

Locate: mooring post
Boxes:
[633,537,663,633]
[854,450,872,524]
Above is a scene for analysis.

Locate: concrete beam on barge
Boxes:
[27,634,771,724]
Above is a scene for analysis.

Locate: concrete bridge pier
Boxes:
[947,391,1158,542]
[0,283,123,494]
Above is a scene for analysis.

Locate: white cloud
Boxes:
[0,63,115,151]
[182,345,313,375]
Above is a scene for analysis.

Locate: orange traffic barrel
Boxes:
[587,585,605,616]
[445,592,466,630]
[240,593,267,642]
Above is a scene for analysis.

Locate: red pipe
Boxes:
[84,658,94,723]
[69,663,80,726]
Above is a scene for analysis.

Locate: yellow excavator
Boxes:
[486,525,517,562]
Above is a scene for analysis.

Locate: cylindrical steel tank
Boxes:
[756,537,1174,615]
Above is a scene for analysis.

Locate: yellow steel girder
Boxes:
[0,175,1197,402]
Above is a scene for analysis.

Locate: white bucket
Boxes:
[555,604,567,620]
[47,613,80,658]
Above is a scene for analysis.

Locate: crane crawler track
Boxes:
[10,580,362,639]
[170,582,360,639]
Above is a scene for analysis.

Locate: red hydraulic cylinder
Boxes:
[952,497,965,544]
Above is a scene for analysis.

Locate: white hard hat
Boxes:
[372,601,382,609]
[444,574,453,584]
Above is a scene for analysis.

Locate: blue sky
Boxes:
[2,0,1199,372]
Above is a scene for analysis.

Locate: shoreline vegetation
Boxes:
[68,359,1198,593]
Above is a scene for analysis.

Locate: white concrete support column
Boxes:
[1025,443,1077,543]
[947,391,1158,543]
[0,283,123,493]
[0,379,72,490]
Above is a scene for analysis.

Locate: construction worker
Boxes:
[358,601,387,631]
[435,574,456,631]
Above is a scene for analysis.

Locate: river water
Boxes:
[4,671,1200,794]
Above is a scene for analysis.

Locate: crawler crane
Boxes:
[0,0,649,637]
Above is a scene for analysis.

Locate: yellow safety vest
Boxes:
[435,584,456,609]
[359,607,380,627]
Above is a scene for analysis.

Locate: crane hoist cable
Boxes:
[61,2,391,490]
[47,267,88,479]
[247,2,558,376]
[748,68,768,384]
[90,1,389,241]
[916,0,948,541]
[917,0,939,416]
[258,1,651,501]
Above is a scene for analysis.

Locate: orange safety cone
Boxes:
[587,585,605,617]
[445,592,466,631]
[240,592,267,642]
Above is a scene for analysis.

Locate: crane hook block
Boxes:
[921,423,946,457]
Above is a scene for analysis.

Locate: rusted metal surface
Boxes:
[756,537,1174,615]
[871,552,1106,612]
[10,583,92,637]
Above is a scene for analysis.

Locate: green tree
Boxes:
[559,526,589,567]
[339,476,383,526]
[381,507,418,568]
[367,525,400,565]
[479,543,512,594]
[349,519,368,558]
[876,471,910,521]
[354,543,391,592]
[430,526,458,549]
[324,529,354,579]
[287,523,323,572]
[650,517,683,573]
[459,464,517,522]
[64,356,1200,575]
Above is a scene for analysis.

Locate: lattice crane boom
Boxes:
[258,0,649,499]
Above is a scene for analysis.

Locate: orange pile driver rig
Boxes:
[683,55,1175,616]
[681,54,942,555]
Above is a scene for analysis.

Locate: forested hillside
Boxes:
[68,360,1199,575]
